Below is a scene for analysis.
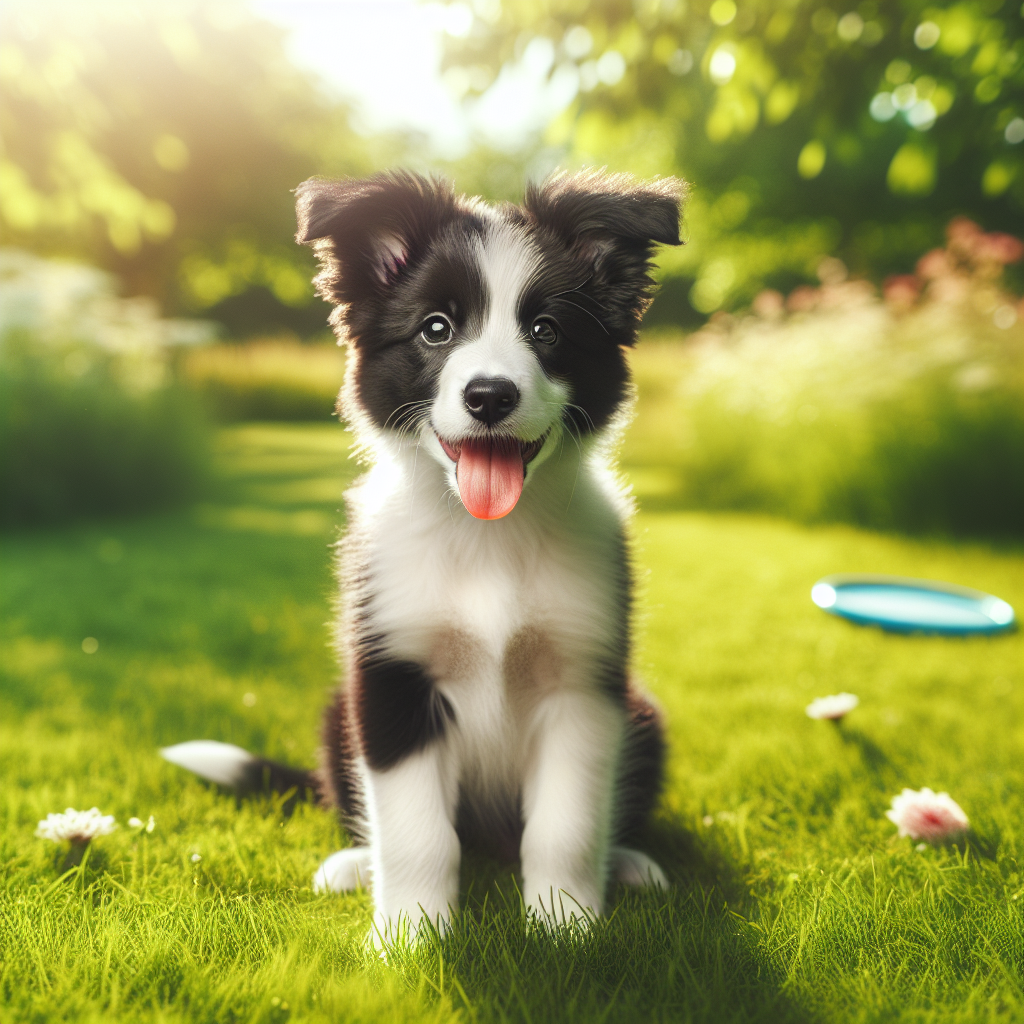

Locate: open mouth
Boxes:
[437,432,548,520]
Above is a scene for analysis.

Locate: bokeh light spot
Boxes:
[798,140,826,179]
[152,134,189,172]
[596,50,626,86]
[887,143,936,196]
[914,21,941,49]
[837,13,863,42]
[668,49,693,75]
[562,25,592,60]
[906,100,936,131]
[886,59,911,85]
[869,93,897,121]
[709,0,737,26]
[708,47,736,85]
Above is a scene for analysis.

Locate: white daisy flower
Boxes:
[35,807,117,844]
[805,692,859,720]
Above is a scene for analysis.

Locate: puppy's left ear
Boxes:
[294,171,458,309]
[524,170,687,339]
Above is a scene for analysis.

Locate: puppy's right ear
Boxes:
[295,171,457,306]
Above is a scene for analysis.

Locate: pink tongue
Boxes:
[456,438,524,520]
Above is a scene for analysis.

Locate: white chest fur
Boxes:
[342,441,629,800]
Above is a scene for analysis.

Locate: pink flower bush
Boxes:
[886,788,969,843]
[749,216,1021,321]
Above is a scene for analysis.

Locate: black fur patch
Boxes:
[350,634,455,772]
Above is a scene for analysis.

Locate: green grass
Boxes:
[2,423,1022,1024]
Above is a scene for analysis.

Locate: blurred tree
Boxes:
[0,0,387,334]
[442,0,1023,320]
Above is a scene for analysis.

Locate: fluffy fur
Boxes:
[163,169,686,946]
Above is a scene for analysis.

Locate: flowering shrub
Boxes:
[628,220,1023,538]
[0,250,214,527]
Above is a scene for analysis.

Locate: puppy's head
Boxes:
[296,169,685,519]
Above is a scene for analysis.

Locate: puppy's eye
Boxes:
[531,318,558,345]
[421,315,453,345]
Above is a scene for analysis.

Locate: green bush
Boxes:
[0,250,214,528]
[0,335,212,527]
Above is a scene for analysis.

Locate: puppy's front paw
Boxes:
[524,883,599,932]
[367,906,452,953]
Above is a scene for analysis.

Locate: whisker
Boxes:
[382,399,432,439]
[550,274,605,308]
[564,402,597,435]
[385,399,433,445]
[553,296,610,335]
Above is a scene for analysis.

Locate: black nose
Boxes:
[464,377,519,425]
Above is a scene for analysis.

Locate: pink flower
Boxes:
[975,232,1024,266]
[946,216,983,256]
[752,289,784,319]
[883,274,920,311]
[786,285,819,313]
[916,248,952,280]
[886,788,968,843]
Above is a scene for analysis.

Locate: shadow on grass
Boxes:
[836,724,891,779]
[415,820,815,1024]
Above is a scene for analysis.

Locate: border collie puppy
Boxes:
[164,169,685,945]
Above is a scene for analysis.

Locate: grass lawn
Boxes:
[1,423,1021,1024]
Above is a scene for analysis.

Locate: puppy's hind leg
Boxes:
[611,846,668,889]
[609,686,668,890]
[313,688,376,893]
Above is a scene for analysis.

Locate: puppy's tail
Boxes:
[160,740,321,801]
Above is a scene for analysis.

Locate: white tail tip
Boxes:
[160,740,255,788]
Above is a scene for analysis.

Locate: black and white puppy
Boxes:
[164,169,685,945]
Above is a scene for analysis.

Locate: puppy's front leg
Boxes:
[520,690,623,926]
[365,744,460,946]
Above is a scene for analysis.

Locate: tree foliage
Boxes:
[443,0,1023,319]
[0,0,385,332]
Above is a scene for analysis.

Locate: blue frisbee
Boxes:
[811,574,1016,636]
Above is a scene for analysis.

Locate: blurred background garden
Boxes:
[1,2,1022,1023]
[1,0,1021,534]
